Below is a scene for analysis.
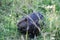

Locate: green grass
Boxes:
[0,0,60,40]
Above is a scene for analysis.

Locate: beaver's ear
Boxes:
[24,18,27,21]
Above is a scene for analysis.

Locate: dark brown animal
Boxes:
[17,12,44,38]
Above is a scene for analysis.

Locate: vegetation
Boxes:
[0,0,60,40]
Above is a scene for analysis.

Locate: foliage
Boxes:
[0,0,60,40]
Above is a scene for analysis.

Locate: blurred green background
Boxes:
[0,0,60,40]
